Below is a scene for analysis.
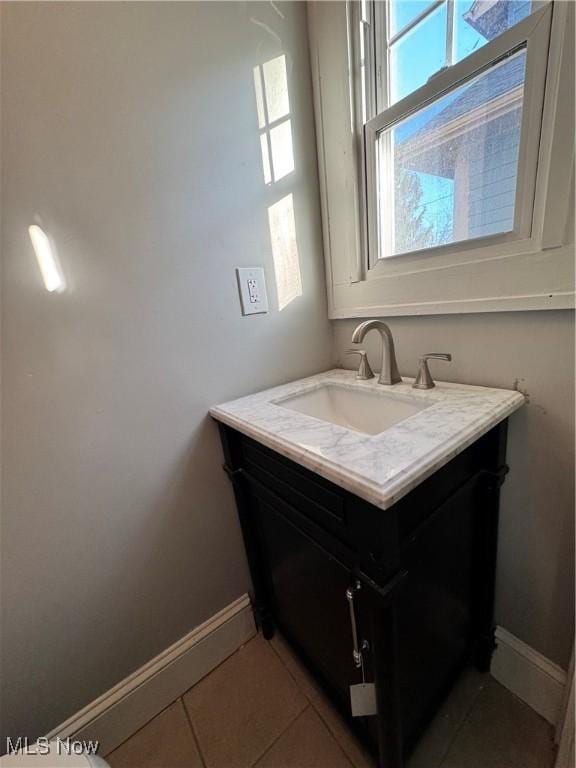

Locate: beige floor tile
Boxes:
[440,677,556,768]
[255,707,353,768]
[183,634,307,768]
[105,631,555,768]
[268,634,322,702]
[268,634,375,768]
[106,700,203,768]
[407,668,486,768]
[308,691,376,768]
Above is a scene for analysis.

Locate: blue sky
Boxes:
[392,1,486,143]
[392,0,530,138]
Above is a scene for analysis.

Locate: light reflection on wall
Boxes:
[269,121,294,182]
[253,54,295,184]
[253,54,302,311]
[263,55,289,121]
[28,224,66,293]
[268,194,302,311]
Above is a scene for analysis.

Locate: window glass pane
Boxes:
[389,0,438,37]
[377,50,526,257]
[361,0,370,24]
[389,3,447,104]
[454,1,535,63]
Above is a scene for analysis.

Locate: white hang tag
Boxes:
[350,682,377,717]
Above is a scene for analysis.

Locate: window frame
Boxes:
[375,0,455,112]
[363,2,553,269]
[306,0,574,317]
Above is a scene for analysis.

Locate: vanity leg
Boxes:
[218,424,274,639]
[473,497,499,673]
[472,421,509,673]
[259,613,275,640]
[227,470,274,638]
[372,607,404,768]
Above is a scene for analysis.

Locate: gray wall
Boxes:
[1,0,574,747]
[334,311,575,669]
[1,1,334,740]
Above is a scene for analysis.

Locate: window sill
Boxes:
[327,243,575,319]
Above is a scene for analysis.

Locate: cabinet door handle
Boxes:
[346,581,363,668]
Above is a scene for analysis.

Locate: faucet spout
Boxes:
[351,320,401,385]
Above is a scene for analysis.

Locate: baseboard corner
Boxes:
[491,625,567,726]
[46,594,256,756]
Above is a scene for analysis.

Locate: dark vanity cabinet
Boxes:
[217,420,509,768]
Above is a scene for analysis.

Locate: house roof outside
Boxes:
[397,49,525,147]
[394,0,528,176]
[463,0,532,41]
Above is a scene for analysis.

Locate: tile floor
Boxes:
[105,633,556,768]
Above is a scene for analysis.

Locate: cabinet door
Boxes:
[397,479,477,750]
[253,493,361,708]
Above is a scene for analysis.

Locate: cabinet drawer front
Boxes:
[243,473,355,567]
[237,436,400,580]
[241,438,346,535]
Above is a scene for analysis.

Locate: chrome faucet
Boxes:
[412,353,452,389]
[345,349,374,380]
[351,320,401,385]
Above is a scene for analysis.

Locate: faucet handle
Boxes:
[345,350,375,381]
[413,353,452,390]
[421,353,452,362]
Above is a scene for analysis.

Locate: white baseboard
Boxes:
[491,625,567,726]
[46,594,256,756]
[39,607,564,755]
[554,651,574,767]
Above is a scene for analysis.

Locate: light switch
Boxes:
[236,267,269,315]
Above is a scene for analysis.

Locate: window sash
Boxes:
[364,2,553,266]
[376,0,455,112]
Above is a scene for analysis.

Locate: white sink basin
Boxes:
[275,383,430,436]
[211,369,525,508]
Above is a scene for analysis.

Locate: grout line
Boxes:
[267,635,368,768]
[180,697,207,768]
[250,705,311,767]
[247,633,311,765]
[436,678,487,768]
[179,634,258,701]
[105,635,260,761]
[310,706,357,768]
[267,636,314,703]
[308,695,372,768]
[180,631,306,768]
[103,699,179,759]
[255,698,356,768]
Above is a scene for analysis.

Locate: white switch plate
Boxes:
[236,267,269,315]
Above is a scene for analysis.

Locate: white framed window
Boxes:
[357,1,553,264]
[307,0,573,316]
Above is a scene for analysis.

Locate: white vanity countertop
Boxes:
[209,369,524,511]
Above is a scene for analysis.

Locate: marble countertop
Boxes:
[210,369,524,511]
